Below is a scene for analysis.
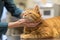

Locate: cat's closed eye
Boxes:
[29,13,32,14]
[25,15,26,16]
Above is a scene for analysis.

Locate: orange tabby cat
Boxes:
[20,5,60,39]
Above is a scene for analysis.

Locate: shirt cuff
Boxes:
[0,22,8,34]
[0,22,8,27]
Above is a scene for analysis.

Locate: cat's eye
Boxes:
[25,15,27,16]
[29,13,32,14]
[38,11,40,14]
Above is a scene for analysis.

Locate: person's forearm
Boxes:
[8,22,18,28]
[8,21,23,28]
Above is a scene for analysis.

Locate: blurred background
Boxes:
[13,0,60,18]
[2,0,60,40]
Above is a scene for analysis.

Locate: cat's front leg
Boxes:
[20,34,38,40]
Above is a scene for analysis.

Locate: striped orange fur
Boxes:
[21,5,60,39]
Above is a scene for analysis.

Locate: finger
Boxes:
[24,23,37,27]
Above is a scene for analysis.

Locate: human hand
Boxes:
[23,21,40,27]
[16,19,40,27]
[17,19,27,23]
[8,19,30,28]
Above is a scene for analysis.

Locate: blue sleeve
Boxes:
[0,22,8,27]
[0,22,8,34]
[4,0,23,18]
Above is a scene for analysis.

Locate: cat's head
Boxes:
[22,5,42,22]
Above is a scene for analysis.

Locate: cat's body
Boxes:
[20,5,60,39]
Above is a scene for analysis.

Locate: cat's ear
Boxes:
[33,5,40,12]
[33,5,41,15]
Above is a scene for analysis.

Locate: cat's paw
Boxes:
[20,34,37,38]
